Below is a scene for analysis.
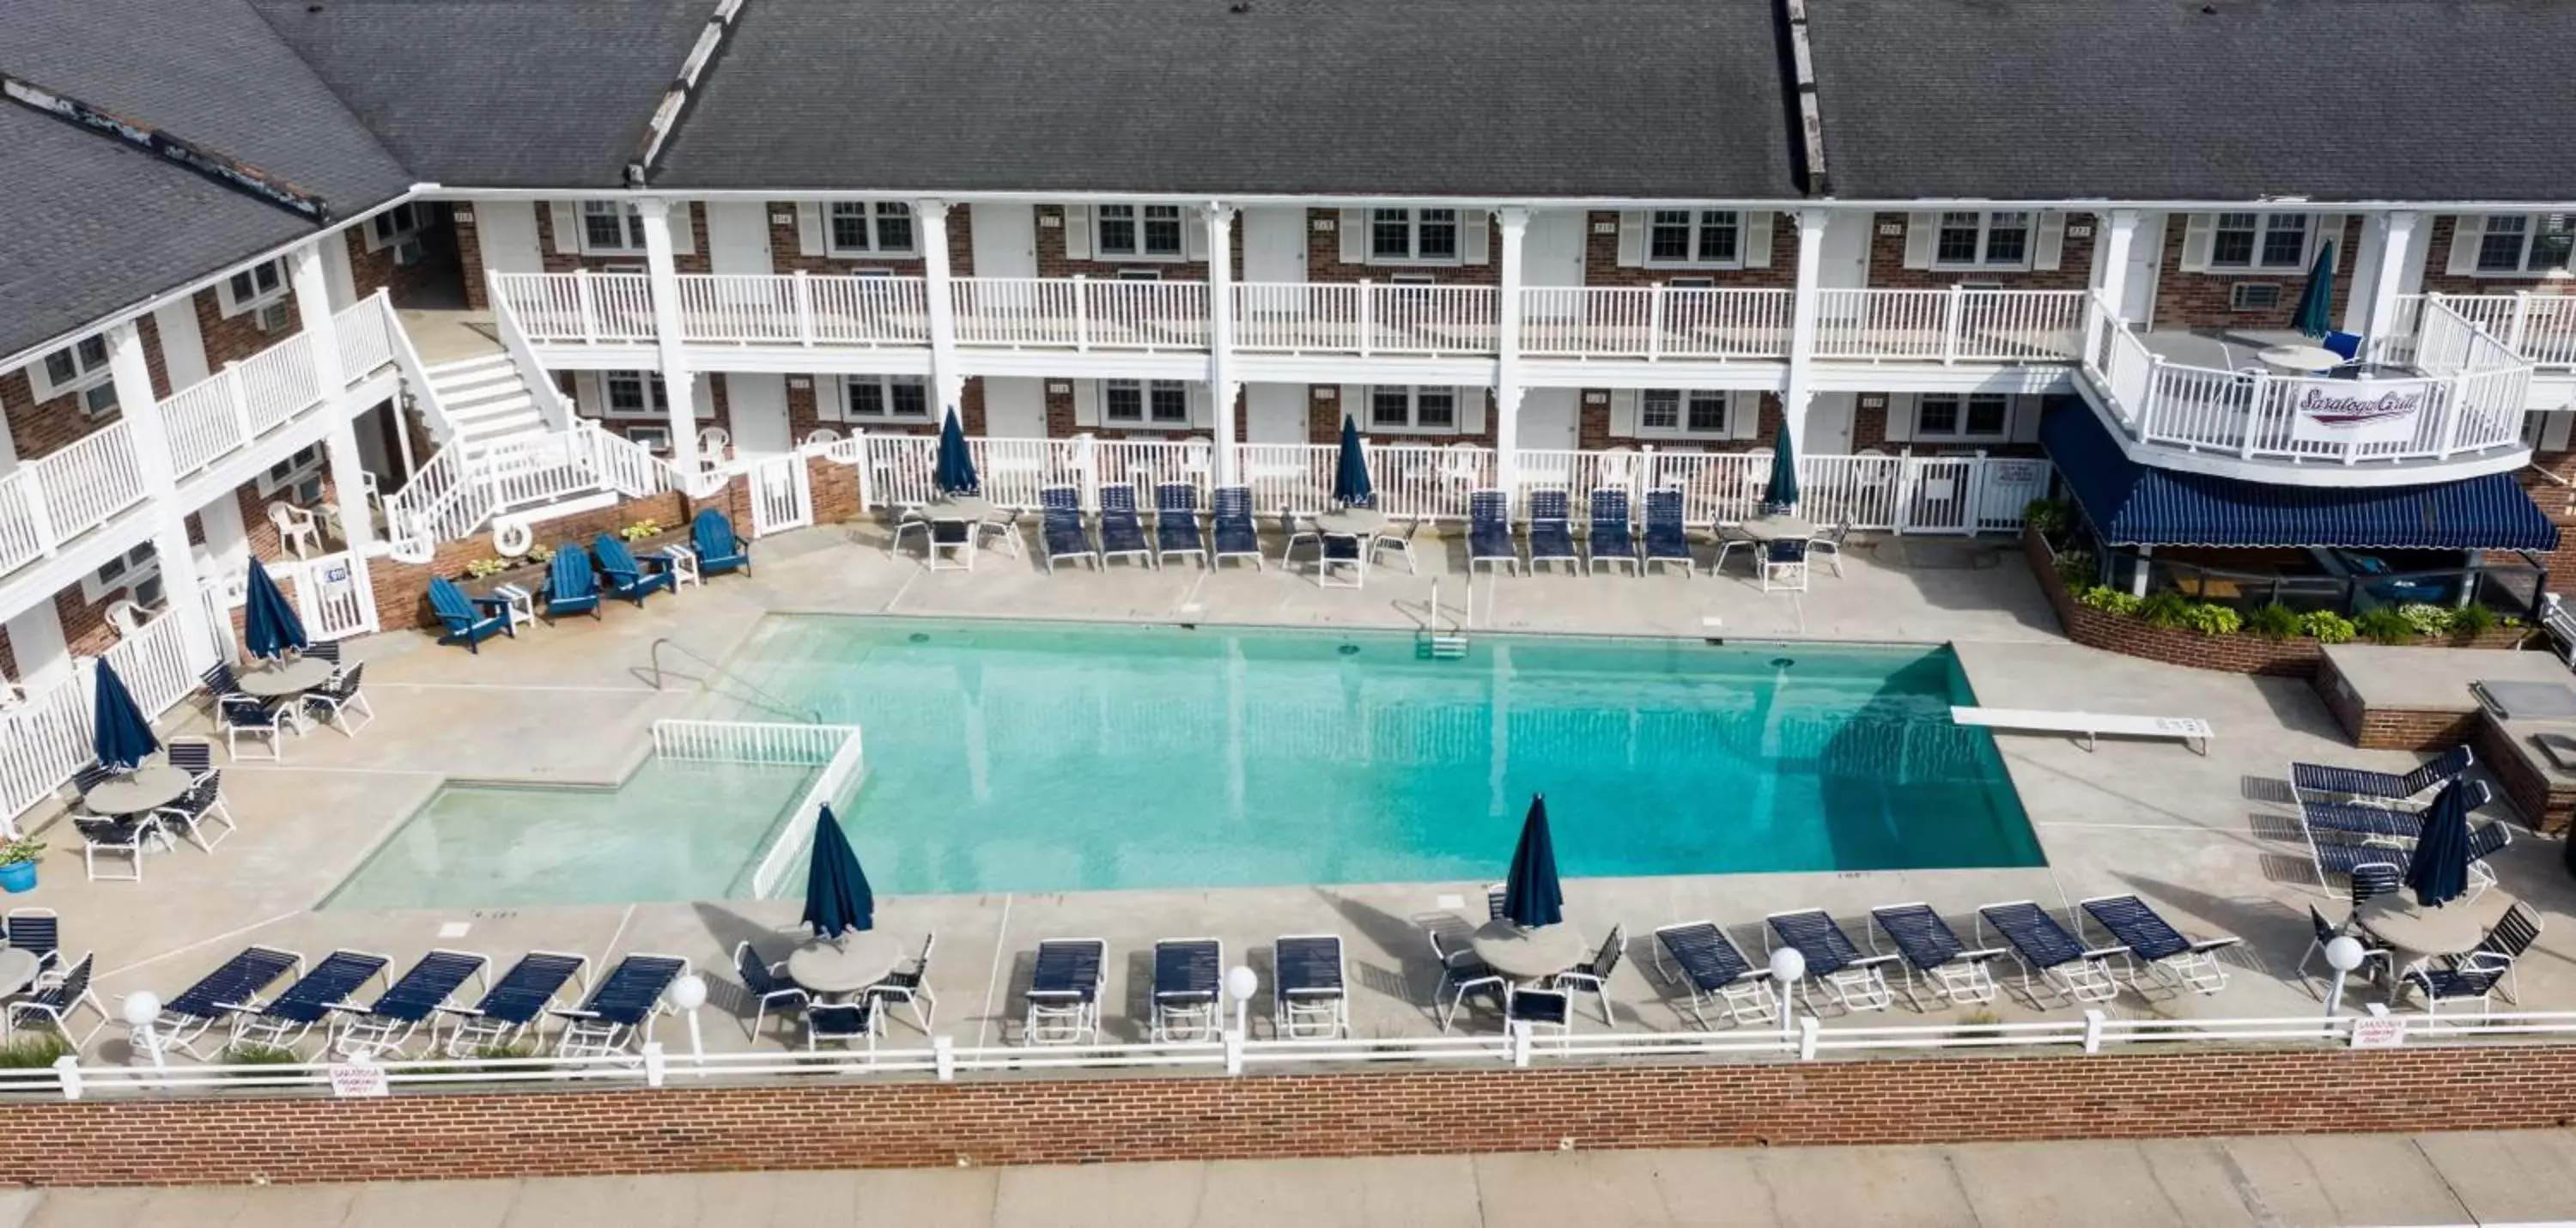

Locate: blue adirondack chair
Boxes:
[542,544,601,622]
[592,534,677,605]
[691,508,750,577]
[426,577,514,654]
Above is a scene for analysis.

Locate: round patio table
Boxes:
[924,495,998,525]
[1471,919,1589,983]
[1741,514,1815,544]
[82,763,191,817]
[2350,891,2512,976]
[234,656,333,699]
[1312,508,1388,537]
[786,933,903,999]
[0,949,41,1000]
[2257,344,2345,374]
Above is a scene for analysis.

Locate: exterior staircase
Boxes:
[422,353,552,459]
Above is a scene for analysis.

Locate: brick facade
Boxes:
[1866,210,2097,291]
[1306,209,1501,286]
[1581,210,1799,289]
[367,489,696,631]
[2474,714,2576,836]
[342,207,459,307]
[532,204,712,277]
[2149,216,2359,331]
[2312,653,2482,751]
[1036,204,1224,282]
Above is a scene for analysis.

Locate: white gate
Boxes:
[748,454,813,537]
[1971,456,2055,533]
[1897,456,1977,534]
[289,550,380,641]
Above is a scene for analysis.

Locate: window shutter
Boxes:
[2540,409,2573,452]
[796,203,826,256]
[1184,211,1210,262]
[550,202,583,254]
[572,371,604,416]
[1072,379,1100,427]
[2008,394,2041,443]
[1189,381,1213,429]
[1742,212,1774,268]
[1730,392,1762,440]
[1615,212,1647,268]
[2178,214,2215,272]
[2447,216,2488,276]
[2308,213,2345,266]
[1460,210,1490,265]
[1459,386,1485,435]
[1339,385,1365,429]
[671,203,697,257]
[817,377,847,423]
[691,372,714,419]
[1903,213,1937,270]
[1882,394,1914,443]
[1064,206,1092,260]
[2032,212,2068,271]
[1607,389,1638,437]
[1339,210,1365,264]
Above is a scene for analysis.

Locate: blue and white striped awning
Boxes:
[2039,406,2560,551]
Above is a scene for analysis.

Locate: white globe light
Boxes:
[2324,935,2368,973]
[669,973,709,1011]
[121,991,162,1027]
[1225,964,1260,1003]
[1769,946,1807,984]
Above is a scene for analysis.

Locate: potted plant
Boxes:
[0,837,45,894]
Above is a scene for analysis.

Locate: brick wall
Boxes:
[457,208,491,311]
[2512,449,2576,583]
[2,314,172,463]
[194,283,301,370]
[2150,216,2359,331]
[2474,714,2576,836]
[532,204,711,276]
[1581,210,1800,289]
[1307,209,1501,286]
[368,490,692,631]
[1037,204,1227,282]
[2312,654,2482,751]
[342,208,458,306]
[1867,210,2098,291]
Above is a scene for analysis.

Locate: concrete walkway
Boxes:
[11,1131,2576,1227]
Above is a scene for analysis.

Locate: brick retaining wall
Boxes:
[7,1046,2576,1188]
[2311,653,2483,751]
[2474,715,2576,836]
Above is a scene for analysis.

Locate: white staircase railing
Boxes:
[485,271,574,429]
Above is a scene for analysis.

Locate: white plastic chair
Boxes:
[104,599,149,640]
[802,428,842,446]
[268,502,320,558]
[697,426,732,462]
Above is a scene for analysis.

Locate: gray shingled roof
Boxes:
[1804,0,2576,203]
[648,0,1804,198]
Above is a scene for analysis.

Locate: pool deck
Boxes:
[16,523,2576,1067]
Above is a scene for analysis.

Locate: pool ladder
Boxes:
[1418,579,1470,660]
[647,637,823,723]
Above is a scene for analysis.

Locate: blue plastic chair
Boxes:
[2324,331,2365,362]
[1097,485,1154,568]
[1642,489,1692,575]
[592,534,677,605]
[1210,485,1262,569]
[542,544,600,622]
[691,508,750,577]
[1526,489,1577,572]
[441,951,590,1055]
[1586,489,1638,575]
[1153,483,1206,568]
[550,953,688,1056]
[162,945,305,1057]
[427,577,513,654]
[231,949,394,1050]
[1468,489,1519,574]
[1038,485,1097,572]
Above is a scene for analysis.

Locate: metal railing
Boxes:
[1518,286,1794,360]
[1814,287,2087,362]
[646,641,821,724]
[1231,282,1498,356]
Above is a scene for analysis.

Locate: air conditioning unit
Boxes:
[392,238,427,266]
[2231,283,2283,312]
[254,301,294,333]
[603,263,649,276]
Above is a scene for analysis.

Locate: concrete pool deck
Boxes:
[12,523,2575,1066]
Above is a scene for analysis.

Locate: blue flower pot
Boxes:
[0,860,35,894]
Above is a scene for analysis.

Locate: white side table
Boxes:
[489,584,537,629]
[660,544,704,589]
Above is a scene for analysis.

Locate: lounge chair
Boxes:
[1526,490,1578,573]
[1867,903,2005,1009]
[1154,483,1206,568]
[1428,925,1504,1033]
[2300,795,2424,842]
[1150,937,1223,1043]
[592,535,677,605]
[805,998,880,1053]
[328,949,491,1057]
[1024,938,1107,1044]
[1650,921,1775,1028]
[1468,489,1520,574]
[1952,707,2212,755]
[201,662,245,703]
[2291,745,2473,802]
[6,953,106,1048]
[2076,895,2240,996]
[1210,485,1263,569]
[541,544,601,622]
[1504,984,1573,1048]
[1765,909,1898,1013]
[153,769,236,850]
[4,907,59,972]
[427,576,514,654]
[2405,952,2512,1018]
[866,933,938,1033]
[159,945,305,1058]
[1585,489,1638,575]
[1642,489,1693,576]
[228,949,394,1050]
[1369,517,1419,574]
[550,952,689,1057]
[1038,486,1097,572]
[1273,933,1347,1039]
[691,507,750,578]
[1975,902,2123,1006]
[1277,508,1320,568]
[2298,905,2390,1001]
[1097,485,1154,568]
[733,940,810,1040]
[2311,840,2409,891]
[218,697,287,762]
[440,951,591,1055]
[1553,924,1626,1025]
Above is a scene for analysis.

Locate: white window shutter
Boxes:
[1607,389,1638,436]
[1185,210,1210,262]
[1339,210,1365,264]
[796,204,826,256]
[2032,212,2068,271]
[691,372,714,419]
[1882,394,1914,443]
[2008,395,2041,443]
[2447,216,2488,276]
[1459,386,1486,435]
[2178,214,2215,272]
[1903,213,1937,270]
[2540,408,2573,452]
[1742,212,1774,268]
[1064,206,1092,260]
[550,202,583,254]
[1338,385,1365,429]
[1460,210,1490,265]
[572,371,604,416]
[2308,213,2344,266]
[1730,392,1762,440]
[1189,382,1213,429]
[1615,212,1646,267]
[817,376,847,423]
[671,203,697,257]
[1072,380,1100,427]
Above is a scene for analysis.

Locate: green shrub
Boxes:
[2075,586,2142,616]
[461,557,510,580]
[2356,606,2418,645]
[2023,499,2071,540]
[2397,603,2455,636]
[2181,603,2243,636]
[2451,603,2501,637]
[2246,603,2304,641]
[2137,589,2194,629]
[2302,611,2358,644]
[0,1031,72,1068]
[2053,549,2095,589]
[222,1043,301,1067]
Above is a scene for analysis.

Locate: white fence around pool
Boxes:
[651,720,867,901]
[0,611,212,836]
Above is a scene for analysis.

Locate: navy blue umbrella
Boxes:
[802,805,876,939]
[933,407,980,495]
[2293,242,2336,340]
[1764,433,1801,510]
[1501,793,1564,929]
[90,659,159,773]
[1331,415,1374,508]
[240,556,308,661]
[2403,778,2476,909]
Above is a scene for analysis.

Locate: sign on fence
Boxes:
[326,1061,389,1097]
[2348,1015,2409,1049]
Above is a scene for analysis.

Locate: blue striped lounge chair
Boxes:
[5,907,59,972]
[1650,921,1774,1027]
[1038,485,1097,572]
[1866,903,2006,1010]
[541,543,601,622]
[1210,485,1263,569]
[1273,933,1347,1039]
[1024,938,1107,1045]
[1585,489,1639,575]
[440,951,591,1055]
[592,534,677,605]
[1525,489,1578,573]
[2076,896,2240,996]
[1765,909,1899,1013]
[1153,483,1207,568]
[550,953,689,1057]
[1975,902,2123,1006]
[160,945,305,1058]
[1097,485,1154,568]
[691,507,750,577]
[229,949,394,1051]
[2291,745,2472,802]
[1150,938,1223,1043]
[6,952,106,1048]
[427,576,514,654]
[328,950,491,1058]
[1642,489,1693,576]
[2406,953,2512,1018]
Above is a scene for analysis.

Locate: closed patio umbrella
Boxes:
[2403,778,2475,909]
[802,804,876,940]
[90,659,159,772]
[1500,793,1564,929]
[1764,432,1800,510]
[1331,415,1374,508]
[241,556,309,661]
[933,407,979,495]
[2293,242,2336,339]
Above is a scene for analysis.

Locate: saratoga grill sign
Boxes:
[2287,378,2430,446]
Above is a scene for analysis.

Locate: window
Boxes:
[833,374,929,421]
[580,201,647,252]
[1648,210,1741,266]
[33,334,118,416]
[2476,215,2576,275]
[602,370,671,418]
[2209,212,2309,271]
[828,202,916,256]
[1933,211,2032,269]
[218,258,288,317]
[368,203,428,247]
[1638,389,1730,437]
[1370,209,1460,263]
[1368,386,1458,433]
[1103,380,1190,424]
[1097,204,1184,258]
[1915,393,2010,440]
[256,442,326,503]
[83,542,161,606]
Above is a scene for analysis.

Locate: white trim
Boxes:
[1928,210,2038,271]
[215,258,289,318]
[1642,209,1747,270]
[1362,384,1463,435]
[25,333,118,415]
[823,372,932,423]
[1098,377,1194,427]
[577,200,652,255]
[1092,203,1189,262]
[1910,391,2017,442]
[79,540,160,606]
[1632,387,1736,439]
[824,201,920,258]
[252,441,327,499]
[1364,208,1466,266]
[2461,212,2576,277]
[363,202,432,252]
[2203,210,2312,272]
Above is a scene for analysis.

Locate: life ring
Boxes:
[491,520,534,556]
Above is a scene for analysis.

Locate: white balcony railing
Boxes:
[1518,287,1793,360]
[951,277,1209,351]
[492,271,657,344]
[1,609,210,831]
[1814,287,2087,362]
[1231,283,1498,356]
[672,272,931,347]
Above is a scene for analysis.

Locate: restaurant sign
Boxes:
[2288,382,2427,446]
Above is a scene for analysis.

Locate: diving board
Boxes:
[1951,707,2211,755]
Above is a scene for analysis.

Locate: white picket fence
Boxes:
[652,719,866,900]
[278,550,381,641]
[0,611,211,834]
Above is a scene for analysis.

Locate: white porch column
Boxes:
[636,198,702,473]
[917,200,964,422]
[104,322,213,663]
[1204,204,1240,485]
[1495,207,1529,495]
[3,604,71,689]
[289,242,372,556]
[2365,211,2422,350]
[1780,208,1830,455]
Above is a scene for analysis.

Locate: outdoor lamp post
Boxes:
[1768,946,1806,1037]
[122,991,166,1080]
[669,974,708,1070]
[1225,964,1259,1038]
[2323,936,2367,1018]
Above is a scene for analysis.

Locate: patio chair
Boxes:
[1370,517,1421,575]
[2298,905,2390,1001]
[2466,820,2512,900]
[300,663,374,737]
[2312,842,2409,894]
[732,940,810,1040]
[866,933,938,1033]
[1974,901,2123,1006]
[218,697,286,762]
[154,769,236,850]
[1150,937,1223,1043]
[2291,745,2473,803]
[1097,485,1155,568]
[2076,895,2240,996]
[1428,925,1504,1033]
[1038,486,1098,572]
[592,534,677,605]
[5,953,106,1048]
[1504,984,1573,1049]
[426,577,514,654]
[1317,532,1365,588]
[1485,882,1509,921]
[1649,921,1775,1028]
[1552,923,1626,1025]
[691,508,751,578]
[1277,508,1321,568]
[167,737,216,783]
[1765,909,1898,1013]
[1642,489,1693,576]
[2451,901,2544,1005]
[72,817,151,882]
[1526,490,1578,573]
[805,998,880,1054]
[1760,538,1809,593]
[1024,938,1107,1045]
[1273,933,1348,1039]
[1585,489,1638,575]
[4,907,59,971]
[1154,483,1207,568]
[328,949,491,1058]
[228,949,394,1051]
[440,951,591,1055]
[550,953,690,1058]
[927,517,975,570]
[2300,795,2424,842]
[1210,485,1263,569]
[158,945,305,1059]
[1806,517,1853,578]
[540,544,601,622]
[303,641,345,688]
[70,762,114,798]
[2404,951,2511,1018]
[1867,903,2006,1010]
[201,662,246,704]
[1468,489,1520,574]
